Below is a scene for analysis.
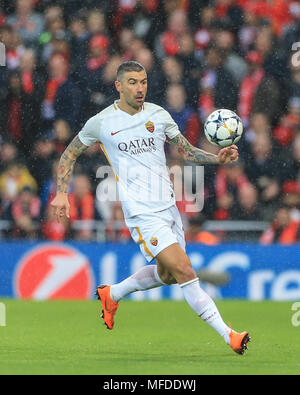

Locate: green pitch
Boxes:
[0,299,299,375]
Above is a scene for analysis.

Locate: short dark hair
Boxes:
[116,61,146,81]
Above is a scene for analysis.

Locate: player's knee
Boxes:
[172,258,196,283]
[157,265,176,285]
[160,272,176,285]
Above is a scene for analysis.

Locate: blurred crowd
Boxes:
[0,0,300,244]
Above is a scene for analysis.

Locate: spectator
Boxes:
[134,48,166,105]
[105,202,131,242]
[185,215,220,245]
[19,48,46,152]
[11,186,41,239]
[232,183,262,221]
[86,9,107,36]
[194,6,214,61]
[242,112,271,150]
[0,162,37,209]
[272,97,300,148]
[69,13,90,73]
[214,161,251,220]
[4,58,45,153]
[0,141,20,173]
[6,71,23,145]
[254,24,287,118]
[155,9,189,60]
[162,56,183,85]
[281,180,300,222]
[165,83,201,147]
[0,24,25,71]
[238,51,265,128]
[244,132,281,219]
[28,135,56,194]
[6,0,44,47]
[251,70,281,126]
[119,28,136,61]
[162,56,197,108]
[215,0,244,34]
[42,53,81,131]
[282,1,300,54]
[238,5,258,54]
[40,158,59,211]
[198,45,238,122]
[52,119,72,155]
[129,0,161,50]
[40,24,70,66]
[69,174,95,240]
[96,54,122,110]
[77,34,109,119]
[177,32,200,108]
[214,27,247,85]
[260,205,300,245]
[77,144,108,193]
[244,0,291,37]
[281,132,300,185]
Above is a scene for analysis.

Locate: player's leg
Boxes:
[156,243,250,354]
[95,264,167,329]
[109,264,167,302]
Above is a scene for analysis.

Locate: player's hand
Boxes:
[218,145,239,165]
[50,193,70,222]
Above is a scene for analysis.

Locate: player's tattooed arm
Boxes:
[168,133,219,165]
[56,136,89,193]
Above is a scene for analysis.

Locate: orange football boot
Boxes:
[229,327,251,355]
[95,285,119,330]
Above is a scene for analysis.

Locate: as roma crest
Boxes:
[145,121,155,133]
[150,237,158,246]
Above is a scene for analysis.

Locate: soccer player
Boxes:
[51,61,250,355]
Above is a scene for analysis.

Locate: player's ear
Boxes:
[115,80,121,93]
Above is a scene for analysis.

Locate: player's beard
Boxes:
[127,96,144,111]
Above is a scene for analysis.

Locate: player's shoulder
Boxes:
[98,103,118,119]
[144,102,166,112]
[83,103,118,127]
[143,102,171,118]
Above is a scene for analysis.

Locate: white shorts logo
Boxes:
[0,42,5,66]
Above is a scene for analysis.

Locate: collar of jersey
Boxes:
[114,100,144,116]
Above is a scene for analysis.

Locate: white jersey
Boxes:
[78,100,180,218]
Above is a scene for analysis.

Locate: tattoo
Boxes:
[169,133,219,165]
[57,135,89,193]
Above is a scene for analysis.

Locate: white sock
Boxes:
[110,265,166,302]
[180,278,231,344]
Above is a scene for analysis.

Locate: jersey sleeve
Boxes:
[161,109,180,141]
[78,115,101,146]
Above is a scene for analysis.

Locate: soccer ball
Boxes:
[204,109,243,148]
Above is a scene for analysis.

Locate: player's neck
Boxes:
[117,98,143,116]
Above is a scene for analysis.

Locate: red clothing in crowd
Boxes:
[44,76,67,103]
[22,71,34,94]
[260,221,300,245]
[69,192,94,221]
[238,68,265,123]
[8,97,22,142]
[215,167,249,199]
[237,0,292,35]
[12,196,41,220]
[42,220,66,241]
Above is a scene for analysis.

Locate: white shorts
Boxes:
[125,205,186,262]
